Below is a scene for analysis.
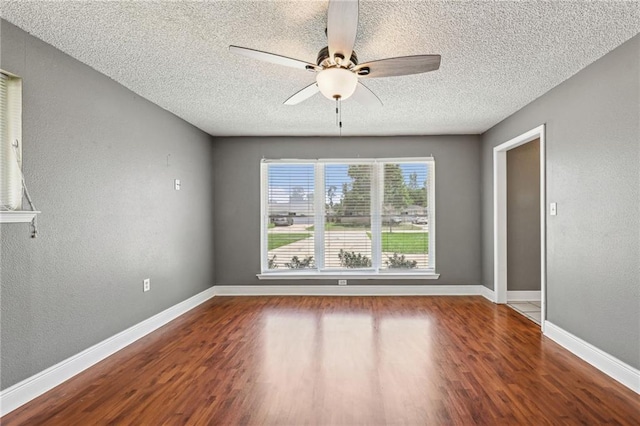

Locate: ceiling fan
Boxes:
[229,0,441,107]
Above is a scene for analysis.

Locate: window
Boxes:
[260,158,436,277]
[0,71,37,228]
[0,72,23,211]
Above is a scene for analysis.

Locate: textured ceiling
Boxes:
[2,1,639,136]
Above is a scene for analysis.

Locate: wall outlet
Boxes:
[338,279,347,286]
[143,278,150,292]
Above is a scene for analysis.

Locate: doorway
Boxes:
[493,125,546,330]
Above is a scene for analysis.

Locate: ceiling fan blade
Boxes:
[351,82,383,107]
[284,83,320,105]
[354,55,441,79]
[327,0,359,64]
[229,45,319,71]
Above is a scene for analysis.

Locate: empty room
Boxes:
[1,1,639,424]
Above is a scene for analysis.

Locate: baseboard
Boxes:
[213,284,486,297]
[544,321,639,394]
[0,287,216,417]
[479,285,496,302]
[507,290,541,302]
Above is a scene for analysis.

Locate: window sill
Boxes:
[0,210,40,223]
[257,272,440,280]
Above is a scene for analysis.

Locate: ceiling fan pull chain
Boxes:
[334,96,343,136]
[339,97,343,137]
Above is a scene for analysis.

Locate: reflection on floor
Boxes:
[507,301,541,325]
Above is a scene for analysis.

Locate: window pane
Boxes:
[267,164,315,270]
[325,164,372,269]
[380,163,429,270]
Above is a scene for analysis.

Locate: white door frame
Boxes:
[493,124,546,330]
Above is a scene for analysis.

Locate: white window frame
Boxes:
[259,157,439,280]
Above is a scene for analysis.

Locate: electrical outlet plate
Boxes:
[174,179,181,191]
[143,278,150,292]
[338,279,347,286]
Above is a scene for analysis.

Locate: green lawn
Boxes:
[268,233,311,250]
[366,232,429,254]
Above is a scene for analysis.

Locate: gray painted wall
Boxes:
[213,136,482,286]
[481,35,639,367]
[507,139,541,291]
[0,21,215,389]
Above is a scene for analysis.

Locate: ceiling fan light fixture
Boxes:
[316,67,358,100]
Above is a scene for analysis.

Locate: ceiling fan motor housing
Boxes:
[316,46,358,68]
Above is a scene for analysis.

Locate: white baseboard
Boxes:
[479,285,496,302]
[0,287,216,417]
[507,290,541,302]
[213,284,485,297]
[544,321,639,394]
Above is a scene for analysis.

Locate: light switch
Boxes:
[174,179,181,191]
[550,202,557,216]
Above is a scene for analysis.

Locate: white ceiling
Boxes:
[2,1,639,137]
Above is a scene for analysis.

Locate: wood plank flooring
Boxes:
[3,296,639,425]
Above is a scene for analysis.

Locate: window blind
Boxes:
[265,163,315,270]
[0,73,23,211]
[380,162,429,270]
[325,163,373,269]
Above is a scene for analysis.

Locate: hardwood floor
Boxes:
[3,296,639,425]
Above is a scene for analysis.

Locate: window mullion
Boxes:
[314,163,325,271]
[371,162,383,271]
[260,162,268,272]
[428,160,436,270]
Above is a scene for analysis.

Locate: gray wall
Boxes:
[213,136,482,286]
[0,21,215,389]
[507,139,541,291]
[481,35,639,367]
